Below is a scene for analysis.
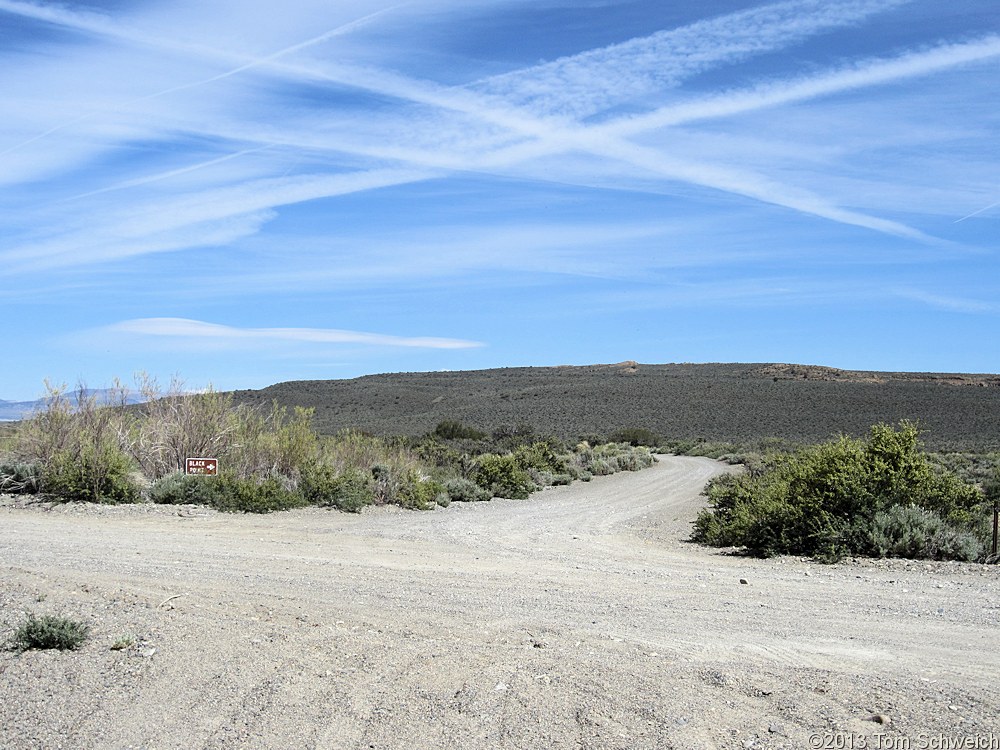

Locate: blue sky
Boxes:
[1,0,997,400]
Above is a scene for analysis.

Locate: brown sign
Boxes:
[185,458,219,476]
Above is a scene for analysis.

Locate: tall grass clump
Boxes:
[692,422,989,562]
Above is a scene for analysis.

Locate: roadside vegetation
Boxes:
[689,422,998,563]
[0,378,656,513]
[3,378,996,564]
[10,613,90,652]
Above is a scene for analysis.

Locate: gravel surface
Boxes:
[1,456,998,749]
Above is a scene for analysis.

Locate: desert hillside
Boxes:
[229,362,1000,450]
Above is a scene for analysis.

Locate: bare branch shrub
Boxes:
[12,381,140,503]
[132,374,241,479]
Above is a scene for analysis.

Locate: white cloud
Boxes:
[1,0,994,280]
[1,168,435,271]
[0,0,123,39]
[893,289,997,314]
[604,35,1000,136]
[102,318,485,350]
[473,0,913,119]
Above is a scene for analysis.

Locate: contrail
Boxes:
[131,4,407,102]
[61,146,273,202]
[0,4,405,157]
[954,199,1000,223]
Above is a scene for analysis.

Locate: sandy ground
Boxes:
[1,455,998,750]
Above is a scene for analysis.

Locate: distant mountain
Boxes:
[7,363,999,450]
[229,362,1000,450]
[0,399,36,422]
[0,389,148,422]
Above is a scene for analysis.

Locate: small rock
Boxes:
[740,579,749,585]
[869,714,891,725]
[494,682,508,692]
[768,723,786,736]
[141,647,157,658]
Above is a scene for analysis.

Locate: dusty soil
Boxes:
[1,456,998,750]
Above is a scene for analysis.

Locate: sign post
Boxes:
[992,502,998,559]
[185,458,219,476]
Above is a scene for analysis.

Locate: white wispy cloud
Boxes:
[184,24,994,242]
[1,1,997,397]
[102,318,484,350]
[603,35,1000,137]
[577,275,889,314]
[1,168,436,271]
[0,0,123,40]
[893,289,998,314]
[473,0,912,119]
[0,0,993,279]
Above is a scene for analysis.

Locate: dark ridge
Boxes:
[228,362,1000,450]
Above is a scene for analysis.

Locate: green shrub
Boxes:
[487,423,540,453]
[608,427,661,446]
[612,449,655,472]
[473,453,537,499]
[588,458,614,476]
[854,505,985,562]
[410,437,468,470]
[513,442,567,474]
[433,420,487,441]
[12,613,90,651]
[230,476,302,513]
[209,475,306,513]
[149,472,221,505]
[693,422,989,561]
[0,462,41,494]
[41,446,140,504]
[568,442,655,478]
[11,382,140,504]
[444,476,491,503]
[149,472,305,513]
[300,464,373,512]
[396,471,444,510]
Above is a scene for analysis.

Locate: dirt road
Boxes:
[2,456,998,749]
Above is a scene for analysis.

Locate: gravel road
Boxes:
[2,456,998,749]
